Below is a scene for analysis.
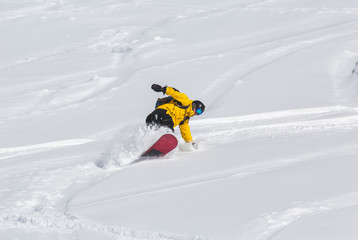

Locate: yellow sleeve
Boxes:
[179,122,193,142]
[165,87,191,106]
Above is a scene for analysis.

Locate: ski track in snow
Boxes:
[202,18,358,104]
[0,211,207,240]
[193,105,358,145]
[239,191,358,240]
[73,148,357,209]
[0,139,95,160]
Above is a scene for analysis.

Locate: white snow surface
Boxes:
[1,0,358,239]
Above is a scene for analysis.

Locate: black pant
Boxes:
[146,109,174,131]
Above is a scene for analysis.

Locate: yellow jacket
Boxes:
[157,87,196,142]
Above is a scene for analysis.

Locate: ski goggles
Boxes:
[195,108,203,115]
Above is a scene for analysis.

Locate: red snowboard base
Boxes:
[140,134,178,159]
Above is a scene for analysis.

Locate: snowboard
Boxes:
[139,134,178,159]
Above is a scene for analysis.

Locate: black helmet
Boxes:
[192,100,205,115]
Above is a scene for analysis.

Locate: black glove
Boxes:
[192,142,198,149]
[151,84,166,94]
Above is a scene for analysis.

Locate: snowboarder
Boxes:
[146,84,205,146]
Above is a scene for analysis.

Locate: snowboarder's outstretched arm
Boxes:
[151,84,190,106]
[165,87,191,107]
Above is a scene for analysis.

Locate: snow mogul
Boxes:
[146,84,205,147]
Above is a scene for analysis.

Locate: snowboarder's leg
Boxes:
[146,109,174,131]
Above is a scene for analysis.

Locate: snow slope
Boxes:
[1,0,358,239]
